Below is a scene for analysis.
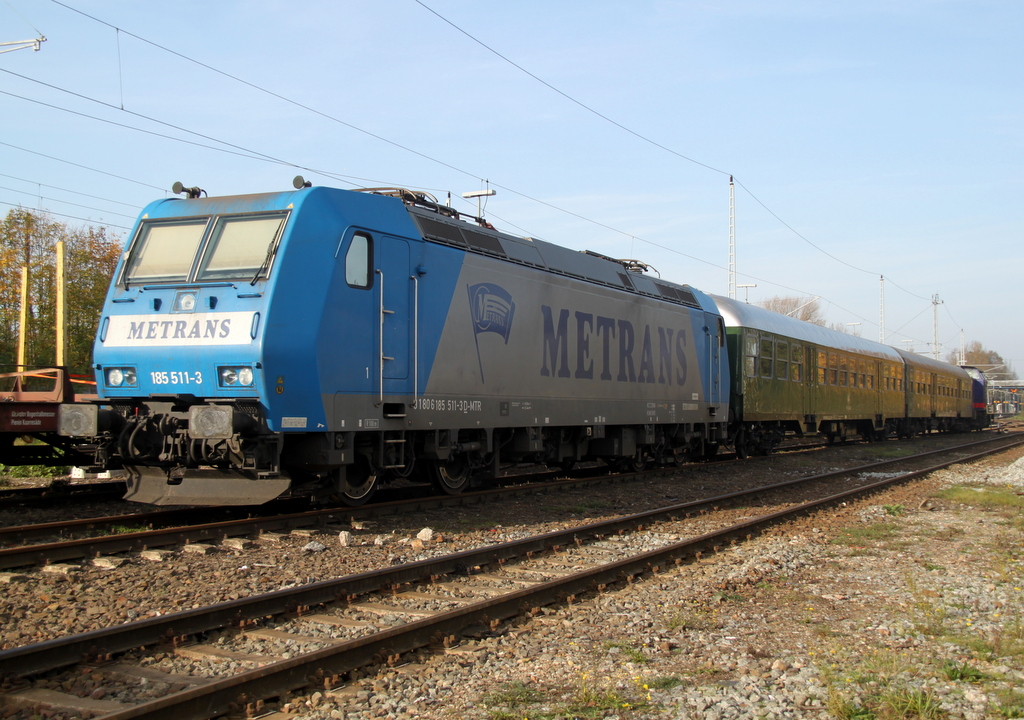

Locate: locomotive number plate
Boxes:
[150,371,203,385]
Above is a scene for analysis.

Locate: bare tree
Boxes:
[757,295,827,326]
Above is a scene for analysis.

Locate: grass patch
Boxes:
[961,619,1024,661]
[883,504,906,516]
[644,675,683,690]
[939,659,989,682]
[832,522,902,548]
[934,485,1024,512]
[993,686,1024,718]
[484,681,544,709]
[109,525,150,535]
[826,689,876,719]
[0,463,69,479]
[563,685,641,717]
[603,641,648,664]
[877,686,944,719]
[711,590,746,603]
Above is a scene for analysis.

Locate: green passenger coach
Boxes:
[712,295,974,457]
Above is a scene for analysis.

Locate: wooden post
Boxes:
[56,240,66,367]
[17,266,29,371]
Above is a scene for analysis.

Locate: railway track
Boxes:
[0,432,1007,572]
[0,431,1021,719]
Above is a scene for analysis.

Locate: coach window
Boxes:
[817,350,827,384]
[759,337,774,378]
[744,334,758,378]
[829,353,838,386]
[791,343,803,382]
[345,233,372,288]
[776,341,789,380]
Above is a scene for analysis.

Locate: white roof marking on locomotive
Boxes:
[711,295,904,362]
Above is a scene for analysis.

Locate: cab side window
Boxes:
[346,232,372,288]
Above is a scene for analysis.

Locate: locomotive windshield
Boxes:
[123,212,287,285]
[196,214,287,281]
[123,218,209,284]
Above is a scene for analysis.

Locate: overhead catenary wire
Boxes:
[0,184,137,219]
[0,200,132,231]
[0,172,144,208]
[0,140,165,193]
[23,1,956,348]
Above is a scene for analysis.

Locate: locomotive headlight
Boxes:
[104,367,138,387]
[218,365,255,387]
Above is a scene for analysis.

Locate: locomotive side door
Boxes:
[377,236,411,383]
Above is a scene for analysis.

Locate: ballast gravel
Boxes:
[275,447,1024,720]
[2,434,1023,719]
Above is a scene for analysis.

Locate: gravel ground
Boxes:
[272,445,1024,720]
[2,435,1024,719]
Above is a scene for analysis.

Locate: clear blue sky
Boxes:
[2,1,1021,374]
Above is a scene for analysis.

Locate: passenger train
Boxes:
[57,181,988,506]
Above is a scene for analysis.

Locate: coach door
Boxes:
[704,313,723,406]
[376,237,411,387]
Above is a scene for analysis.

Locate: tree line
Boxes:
[1,208,122,380]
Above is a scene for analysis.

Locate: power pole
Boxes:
[727,176,736,298]
[879,275,885,343]
[932,294,943,360]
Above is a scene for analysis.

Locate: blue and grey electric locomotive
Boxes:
[59,181,729,505]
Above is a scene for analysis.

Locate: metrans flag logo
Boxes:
[467,283,516,382]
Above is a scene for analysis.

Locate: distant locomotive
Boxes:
[58,181,988,506]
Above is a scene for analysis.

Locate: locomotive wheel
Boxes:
[341,474,377,506]
[340,458,378,506]
[430,455,471,495]
[620,451,648,472]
